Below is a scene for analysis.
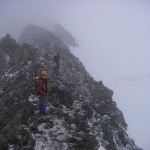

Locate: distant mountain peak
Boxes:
[18,24,79,49]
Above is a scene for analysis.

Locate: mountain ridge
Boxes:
[0,25,142,150]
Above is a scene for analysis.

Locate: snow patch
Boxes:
[28,95,39,102]
[5,54,10,63]
[32,117,70,149]
[8,144,14,150]
[5,71,18,78]
[98,142,106,150]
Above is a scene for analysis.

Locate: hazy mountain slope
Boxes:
[0,26,142,150]
[49,23,79,48]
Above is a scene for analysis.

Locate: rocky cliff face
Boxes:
[0,26,142,150]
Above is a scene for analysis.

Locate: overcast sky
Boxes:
[0,0,150,149]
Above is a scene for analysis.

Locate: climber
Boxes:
[33,76,39,95]
[33,64,39,95]
[38,71,48,115]
[53,51,60,75]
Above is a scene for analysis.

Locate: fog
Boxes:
[0,0,150,149]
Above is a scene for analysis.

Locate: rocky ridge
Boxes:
[0,25,142,150]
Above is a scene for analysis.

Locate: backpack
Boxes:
[39,78,45,90]
[38,77,47,93]
[53,53,60,63]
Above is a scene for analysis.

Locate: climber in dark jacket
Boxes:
[53,52,60,75]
